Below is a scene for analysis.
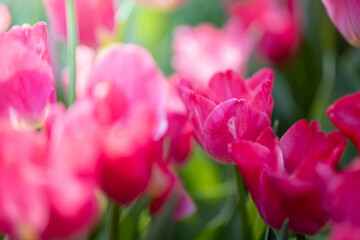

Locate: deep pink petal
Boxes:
[327,91,360,152]
[202,99,270,163]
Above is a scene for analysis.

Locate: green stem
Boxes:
[109,202,121,240]
[296,234,306,240]
[65,0,78,107]
[234,166,252,240]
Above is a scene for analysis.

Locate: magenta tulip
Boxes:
[177,69,273,163]
[84,44,168,204]
[231,120,346,235]
[319,160,360,240]
[327,91,360,153]
[227,0,302,63]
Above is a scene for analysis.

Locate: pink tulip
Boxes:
[0,4,11,33]
[0,22,56,130]
[172,23,253,87]
[43,0,116,47]
[84,44,168,205]
[136,0,188,11]
[318,159,360,240]
[322,0,360,47]
[0,126,49,239]
[177,68,274,163]
[148,160,196,220]
[227,0,302,63]
[327,91,360,153]
[164,75,193,166]
[0,122,100,239]
[231,120,346,235]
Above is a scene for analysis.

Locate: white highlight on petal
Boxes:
[227,116,238,141]
[94,82,110,99]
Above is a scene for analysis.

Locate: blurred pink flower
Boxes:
[137,0,188,11]
[172,23,253,87]
[0,22,56,130]
[327,91,360,153]
[227,0,302,63]
[148,159,196,220]
[0,4,11,33]
[0,122,100,239]
[322,0,360,47]
[177,68,274,163]
[84,44,168,205]
[164,75,193,166]
[43,0,116,47]
[231,120,346,235]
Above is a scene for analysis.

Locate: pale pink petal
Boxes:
[172,23,253,87]
[0,4,11,33]
[322,0,360,47]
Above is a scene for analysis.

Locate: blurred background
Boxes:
[1,0,360,239]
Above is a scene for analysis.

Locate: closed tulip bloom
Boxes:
[322,0,360,47]
[227,0,302,63]
[231,120,346,235]
[85,44,168,205]
[177,68,274,163]
[0,22,56,130]
[43,0,116,47]
[172,23,253,87]
[327,91,360,153]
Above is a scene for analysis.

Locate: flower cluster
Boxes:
[1,0,360,239]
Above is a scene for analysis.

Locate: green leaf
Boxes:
[143,194,178,240]
[246,196,266,240]
[277,219,289,240]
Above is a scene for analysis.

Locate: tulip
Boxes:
[227,0,302,63]
[322,0,360,47]
[84,44,168,205]
[172,23,253,87]
[327,91,360,153]
[0,4,11,33]
[148,160,196,220]
[177,68,273,163]
[43,0,116,47]
[231,120,346,235]
[0,122,101,239]
[0,22,56,130]
[164,75,193,166]
[317,159,360,240]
